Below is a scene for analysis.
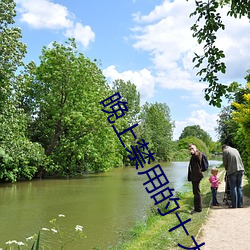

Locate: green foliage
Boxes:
[0,0,143,179]
[231,79,250,177]
[172,148,190,161]
[0,0,49,182]
[23,39,123,175]
[216,106,240,147]
[31,231,40,250]
[0,108,50,182]
[209,141,222,154]
[216,73,250,154]
[138,102,174,161]
[178,136,209,156]
[221,0,250,19]
[179,125,212,146]
[189,0,250,107]
[111,79,141,165]
[112,79,141,125]
[0,0,27,108]
[216,72,250,178]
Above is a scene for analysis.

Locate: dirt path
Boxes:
[197,173,250,250]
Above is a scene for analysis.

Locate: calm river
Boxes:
[0,159,221,249]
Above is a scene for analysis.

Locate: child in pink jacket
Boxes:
[209,168,221,206]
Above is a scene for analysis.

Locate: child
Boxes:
[209,168,220,206]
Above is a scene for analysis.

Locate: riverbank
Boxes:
[110,168,225,250]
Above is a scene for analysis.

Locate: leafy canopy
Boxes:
[189,0,250,107]
[179,125,212,145]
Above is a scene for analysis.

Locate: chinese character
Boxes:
[112,124,138,148]
[158,197,180,216]
[100,92,128,123]
[177,236,205,249]
[100,92,121,107]
[169,212,191,235]
[138,164,169,193]
[126,140,155,169]
[150,186,174,205]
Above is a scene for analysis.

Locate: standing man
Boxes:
[188,143,204,214]
[222,144,244,208]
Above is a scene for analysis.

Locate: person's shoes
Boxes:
[228,205,236,208]
[212,203,220,206]
[238,205,243,208]
[190,209,202,214]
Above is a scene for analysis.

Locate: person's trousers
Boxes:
[192,180,202,212]
[228,170,244,208]
[211,187,218,205]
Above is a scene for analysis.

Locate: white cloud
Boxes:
[65,22,95,48]
[127,0,249,141]
[131,0,198,90]
[130,0,250,95]
[103,65,155,103]
[173,110,219,141]
[214,7,250,81]
[16,0,95,49]
[16,0,73,29]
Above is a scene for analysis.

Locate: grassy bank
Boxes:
[109,168,225,250]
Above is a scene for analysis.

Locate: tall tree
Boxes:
[111,79,141,165]
[216,73,250,149]
[0,0,27,109]
[231,76,250,176]
[0,0,47,182]
[216,106,240,147]
[139,102,174,161]
[178,136,209,156]
[189,0,250,107]
[24,39,122,175]
[179,125,212,146]
[112,79,140,125]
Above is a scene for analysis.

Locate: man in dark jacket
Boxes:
[188,143,203,214]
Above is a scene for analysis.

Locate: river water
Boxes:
[0,159,222,249]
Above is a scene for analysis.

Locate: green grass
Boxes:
[109,168,250,250]
[243,177,250,197]
[109,170,222,250]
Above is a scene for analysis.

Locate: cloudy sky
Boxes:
[14,0,250,141]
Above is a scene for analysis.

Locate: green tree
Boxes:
[216,106,239,147]
[112,79,140,125]
[209,141,222,155]
[0,0,27,109]
[215,72,250,177]
[216,73,250,150]
[139,102,174,161]
[178,136,209,156]
[0,0,48,182]
[179,125,212,146]
[231,80,250,176]
[189,0,250,107]
[111,79,141,165]
[24,39,123,175]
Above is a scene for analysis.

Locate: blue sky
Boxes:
[14,0,250,141]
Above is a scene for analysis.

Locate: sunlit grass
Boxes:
[109,170,224,250]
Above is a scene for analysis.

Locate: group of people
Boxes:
[188,143,244,214]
